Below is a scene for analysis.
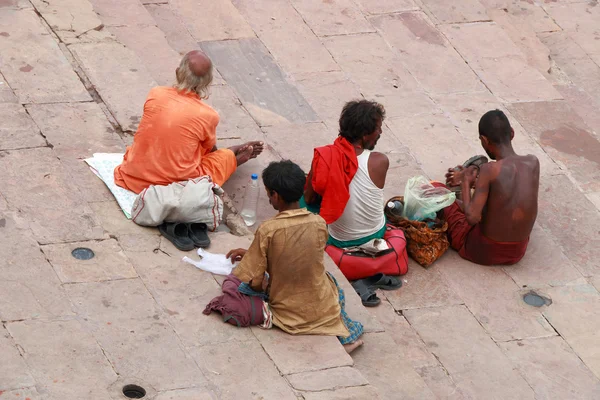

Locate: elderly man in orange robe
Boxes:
[114,50,263,194]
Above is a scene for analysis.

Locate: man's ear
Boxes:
[510,128,515,141]
[480,135,490,147]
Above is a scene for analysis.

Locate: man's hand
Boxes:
[464,166,479,185]
[445,166,464,187]
[226,248,247,264]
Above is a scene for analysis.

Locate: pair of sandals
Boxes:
[158,222,210,251]
[450,155,489,193]
[351,273,403,307]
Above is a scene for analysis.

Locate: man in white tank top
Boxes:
[304,100,389,248]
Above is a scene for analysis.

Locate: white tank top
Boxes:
[328,150,386,242]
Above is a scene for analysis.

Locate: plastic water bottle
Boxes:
[241,174,260,226]
[387,200,404,217]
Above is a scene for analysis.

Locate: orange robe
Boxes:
[114,86,237,194]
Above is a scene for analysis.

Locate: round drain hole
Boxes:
[523,292,551,307]
[71,247,95,260]
[122,384,146,399]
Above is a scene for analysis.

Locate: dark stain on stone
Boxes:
[105,126,115,133]
[0,32,9,37]
[152,314,160,320]
[540,124,600,164]
[397,13,446,46]
[102,299,111,308]
[19,64,33,73]
[130,68,138,72]
[0,0,17,7]
[0,218,5,228]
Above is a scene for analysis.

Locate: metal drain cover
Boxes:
[523,292,551,307]
[122,384,146,399]
[71,247,95,260]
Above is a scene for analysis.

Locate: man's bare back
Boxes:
[476,154,539,242]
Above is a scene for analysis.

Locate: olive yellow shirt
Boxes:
[233,209,349,337]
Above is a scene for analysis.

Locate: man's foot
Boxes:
[229,141,265,162]
[232,144,254,166]
[343,339,364,354]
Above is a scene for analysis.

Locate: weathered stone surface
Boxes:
[125,236,256,347]
[405,305,535,399]
[323,33,419,97]
[65,279,206,391]
[189,340,298,400]
[251,327,353,375]
[415,364,467,400]
[41,239,137,283]
[432,91,559,174]
[535,174,600,277]
[380,256,463,310]
[482,0,561,33]
[421,0,488,24]
[232,0,339,75]
[504,225,585,288]
[353,332,437,400]
[0,103,45,150]
[154,388,218,400]
[205,84,263,140]
[543,284,600,379]
[7,319,118,399]
[0,326,35,391]
[507,101,600,192]
[286,367,368,392]
[294,71,363,128]
[0,9,90,104]
[110,25,180,87]
[370,12,484,94]
[291,0,375,37]
[0,387,44,399]
[88,0,155,26]
[201,39,318,126]
[544,2,600,57]
[302,385,382,400]
[0,214,73,321]
[26,102,125,202]
[29,0,112,44]
[0,73,17,103]
[171,0,254,41]
[439,256,556,341]
[556,84,600,136]
[386,113,479,179]
[0,148,105,243]
[69,40,157,132]
[353,0,418,15]
[500,336,600,399]
[441,22,561,102]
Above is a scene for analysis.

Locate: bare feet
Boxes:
[232,144,254,166]
[229,141,265,163]
[343,339,364,354]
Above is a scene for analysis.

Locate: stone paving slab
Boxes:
[507,100,600,193]
[544,2,600,58]
[370,12,484,95]
[0,103,46,150]
[189,340,298,400]
[302,385,381,400]
[65,278,206,391]
[41,239,137,283]
[0,147,105,243]
[251,327,353,375]
[7,319,118,400]
[201,38,319,126]
[405,305,535,399]
[0,387,44,400]
[0,9,91,104]
[69,40,157,132]
[438,258,556,342]
[88,0,155,27]
[555,84,600,137]
[542,284,600,379]
[421,0,489,24]
[286,366,368,392]
[205,84,263,140]
[291,0,375,37]
[0,326,35,391]
[0,73,17,103]
[353,0,418,15]
[500,336,600,400]
[440,22,562,102]
[154,388,218,400]
[233,0,340,75]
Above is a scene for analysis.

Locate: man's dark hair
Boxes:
[339,100,386,142]
[262,160,306,203]
[478,109,512,144]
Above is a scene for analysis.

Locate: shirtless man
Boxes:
[442,109,539,265]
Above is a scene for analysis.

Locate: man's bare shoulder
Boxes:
[369,151,389,170]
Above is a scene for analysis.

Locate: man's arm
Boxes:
[304,169,318,204]
[461,164,491,225]
[368,152,389,189]
[231,230,268,292]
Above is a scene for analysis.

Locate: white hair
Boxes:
[174,53,213,99]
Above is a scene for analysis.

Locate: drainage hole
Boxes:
[122,384,146,399]
[71,247,95,260]
[523,291,551,307]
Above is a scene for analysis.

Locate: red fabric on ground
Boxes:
[310,137,358,224]
[434,182,529,265]
[203,274,264,327]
